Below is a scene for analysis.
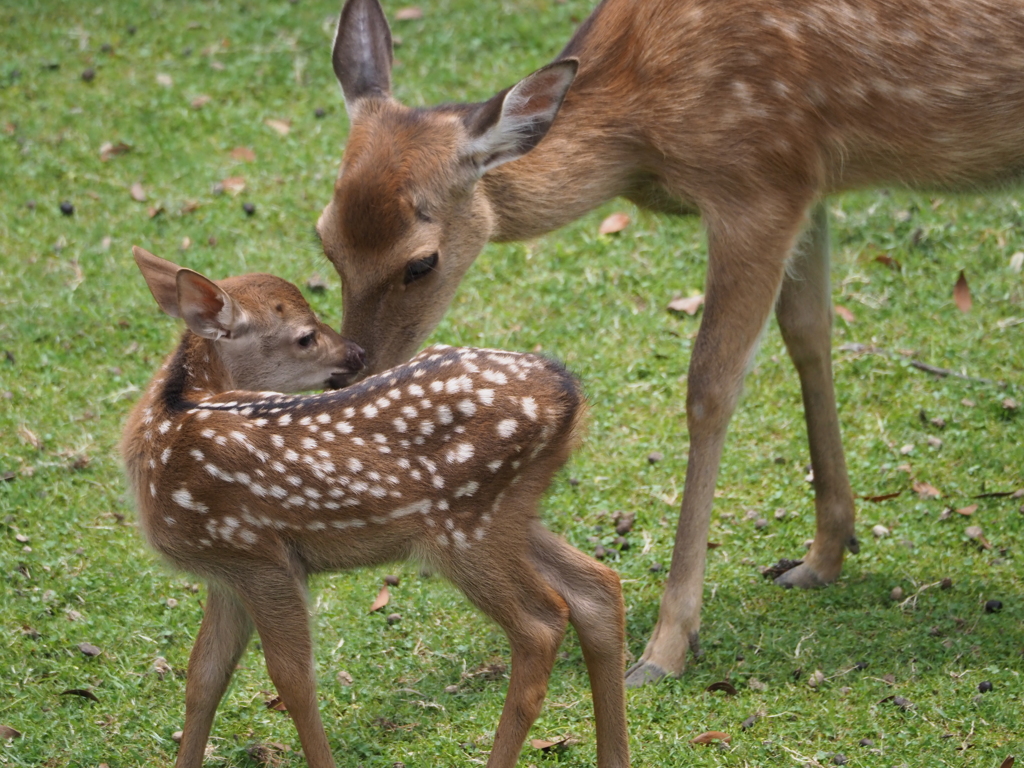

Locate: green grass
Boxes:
[1,1,1022,766]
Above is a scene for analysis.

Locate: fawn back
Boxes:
[121,247,629,768]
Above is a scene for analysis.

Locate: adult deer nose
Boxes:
[344,341,367,373]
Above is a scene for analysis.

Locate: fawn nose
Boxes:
[327,340,366,389]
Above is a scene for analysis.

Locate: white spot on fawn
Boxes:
[497,419,518,438]
[454,481,480,498]
[445,443,475,464]
[521,397,538,420]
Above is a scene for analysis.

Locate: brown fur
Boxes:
[322,0,1024,685]
[122,252,628,767]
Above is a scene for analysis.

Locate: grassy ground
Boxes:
[1,1,1022,766]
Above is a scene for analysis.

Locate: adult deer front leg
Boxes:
[774,203,858,589]
[625,197,812,686]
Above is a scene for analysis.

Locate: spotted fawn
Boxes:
[121,246,629,768]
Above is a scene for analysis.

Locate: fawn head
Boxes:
[318,0,577,377]
[133,246,366,391]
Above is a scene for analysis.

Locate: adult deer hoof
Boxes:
[624,659,672,688]
[773,560,833,589]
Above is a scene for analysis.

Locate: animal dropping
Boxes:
[121,247,628,768]
[321,0,1024,686]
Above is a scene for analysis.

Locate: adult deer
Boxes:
[122,247,629,768]
[319,0,1024,686]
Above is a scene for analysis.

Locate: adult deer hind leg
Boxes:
[437,527,571,768]
[625,194,814,688]
[175,582,253,768]
[229,561,337,768]
[528,524,629,768]
[773,202,858,589]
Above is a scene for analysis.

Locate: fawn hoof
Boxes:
[773,560,834,589]
[624,659,672,688]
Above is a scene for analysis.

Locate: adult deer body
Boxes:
[122,247,628,767]
[321,0,1024,686]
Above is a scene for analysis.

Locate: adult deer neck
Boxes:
[478,98,634,243]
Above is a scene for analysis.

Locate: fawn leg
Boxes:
[175,581,253,768]
[774,202,858,588]
[528,525,629,768]
[232,566,336,768]
[625,196,812,687]
[444,540,570,768]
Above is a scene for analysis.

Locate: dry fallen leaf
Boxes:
[17,425,41,449]
[156,73,173,87]
[953,269,972,312]
[913,480,941,500]
[190,94,212,110]
[691,731,732,745]
[1000,756,1015,768]
[264,694,288,712]
[705,681,738,695]
[370,584,390,612]
[0,725,22,739]
[598,212,630,234]
[337,670,354,686]
[530,737,570,752]
[965,525,992,550]
[99,141,131,161]
[221,177,246,196]
[230,146,256,162]
[667,294,704,315]
[78,642,102,657]
[147,205,165,219]
[264,118,291,136]
[874,254,902,270]
[129,182,147,202]
[834,304,855,323]
[956,504,978,516]
[1003,397,1019,411]
[862,491,902,503]
[394,6,424,20]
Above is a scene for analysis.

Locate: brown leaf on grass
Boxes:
[60,688,99,702]
[129,182,147,202]
[667,294,704,315]
[956,504,978,516]
[17,425,41,449]
[1000,756,1015,768]
[369,584,390,612]
[180,200,200,214]
[965,525,992,550]
[0,725,22,739]
[264,693,288,712]
[264,118,291,136]
[530,737,574,753]
[834,304,855,323]
[77,642,102,657]
[246,740,291,766]
[147,205,165,219]
[862,491,903,503]
[705,681,738,696]
[394,6,424,20]
[913,480,941,500]
[99,141,131,161]
[598,212,630,234]
[691,731,732,745]
[230,146,256,162]
[156,73,173,88]
[1003,398,1019,411]
[221,177,246,196]
[190,94,212,109]
[874,254,902,270]
[953,270,972,312]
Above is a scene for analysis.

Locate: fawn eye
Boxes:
[404,252,438,284]
[297,331,317,349]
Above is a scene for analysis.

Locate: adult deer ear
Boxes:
[176,269,244,341]
[133,246,184,318]
[333,0,393,116]
[461,59,578,176]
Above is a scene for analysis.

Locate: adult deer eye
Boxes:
[404,253,438,284]
[297,331,317,348]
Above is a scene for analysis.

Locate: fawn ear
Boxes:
[333,0,393,116]
[133,246,185,318]
[176,269,243,341]
[461,59,578,176]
